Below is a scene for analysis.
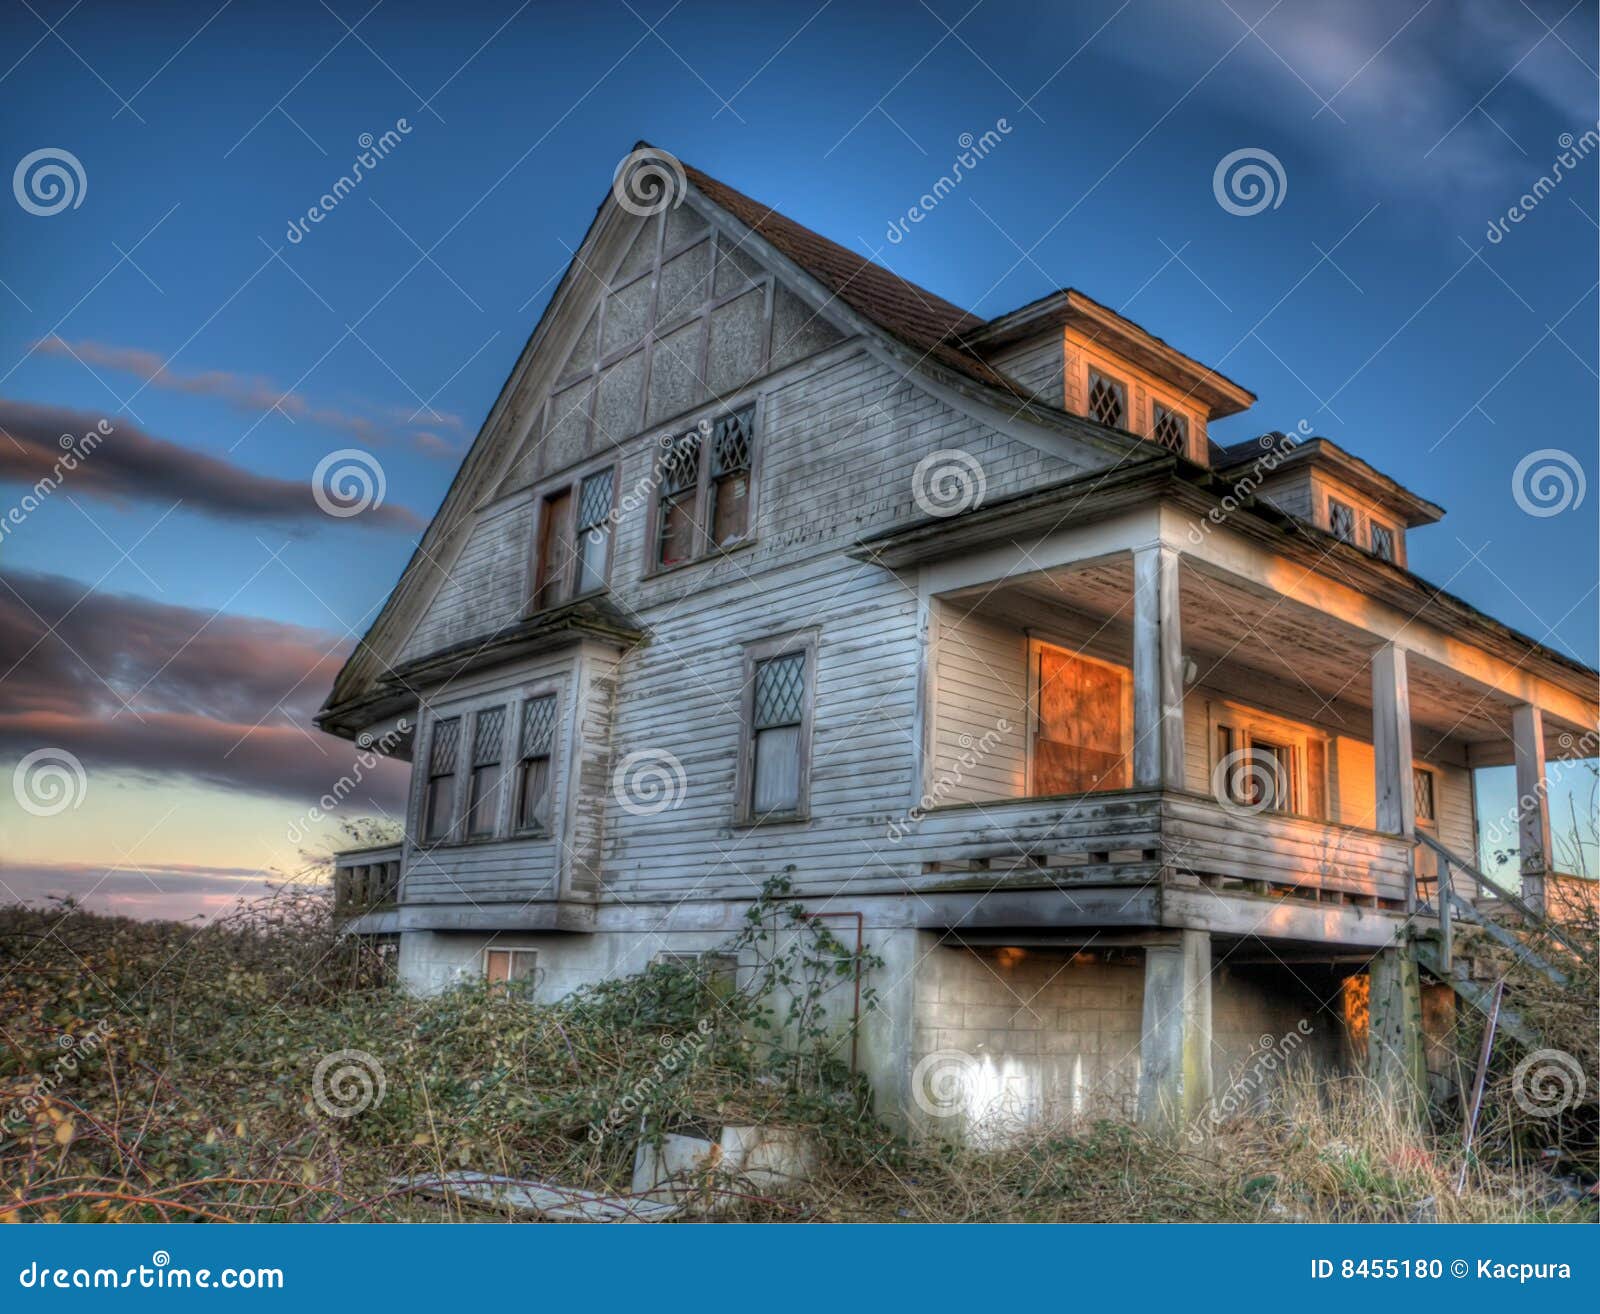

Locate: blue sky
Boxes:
[0,0,1595,913]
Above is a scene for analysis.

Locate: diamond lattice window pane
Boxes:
[661,429,702,495]
[1088,372,1126,429]
[754,653,805,729]
[1151,405,1187,454]
[472,706,506,766]
[577,469,614,529]
[1413,768,1435,822]
[430,718,461,774]
[713,407,753,475]
[1369,523,1394,562]
[521,695,558,758]
[1329,500,1357,543]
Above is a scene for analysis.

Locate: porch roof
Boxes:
[852,454,1597,712]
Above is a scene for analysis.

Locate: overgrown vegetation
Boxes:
[0,881,1593,1223]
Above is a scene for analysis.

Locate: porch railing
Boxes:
[333,844,403,915]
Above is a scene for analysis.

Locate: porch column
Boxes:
[1136,930,1213,1129]
[1132,545,1185,790]
[1511,703,1551,913]
[1370,643,1416,836]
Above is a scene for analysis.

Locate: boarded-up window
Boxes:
[1032,646,1130,795]
[1306,737,1329,820]
[423,717,461,843]
[516,695,558,832]
[466,707,506,839]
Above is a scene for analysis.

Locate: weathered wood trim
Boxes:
[1511,702,1552,911]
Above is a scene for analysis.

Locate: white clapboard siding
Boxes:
[931,603,1028,802]
[985,333,1065,408]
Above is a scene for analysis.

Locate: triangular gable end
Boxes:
[493,187,848,497]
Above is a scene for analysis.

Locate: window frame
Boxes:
[464,706,510,841]
[512,689,562,836]
[1208,701,1331,821]
[1412,764,1437,826]
[734,629,818,825]
[644,397,764,578]
[1086,368,1130,431]
[483,946,540,992]
[1327,497,1359,545]
[1368,521,1395,562]
[528,457,620,614]
[1150,402,1190,457]
[420,715,463,847]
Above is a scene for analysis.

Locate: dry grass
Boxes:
[0,892,1593,1223]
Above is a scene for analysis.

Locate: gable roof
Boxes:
[673,151,1025,397]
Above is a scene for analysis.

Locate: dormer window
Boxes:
[1369,522,1395,563]
[1151,404,1188,455]
[1328,498,1357,545]
[1087,371,1127,429]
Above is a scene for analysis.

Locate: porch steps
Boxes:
[1408,834,1594,1052]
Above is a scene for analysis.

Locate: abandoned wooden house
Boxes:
[316,146,1598,1134]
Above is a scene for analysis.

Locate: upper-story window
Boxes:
[736,631,816,822]
[466,707,507,839]
[653,406,755,571]
[1150,403,1188,455]
[1087,370,1127,429]
[422,717,461,843]
[534,465,617,610]
[1328,498,1358,545]
[1369,522,1395,562]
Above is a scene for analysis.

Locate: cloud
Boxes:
[0,396,425,532]
[0,568,410,809]
[0,859,293,922]
[34,336,466,445]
